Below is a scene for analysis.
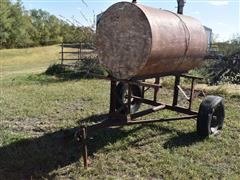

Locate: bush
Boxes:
[45,57,108,79]
[45,64,66,75]
[74,57,108,77]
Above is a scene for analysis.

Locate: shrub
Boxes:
[45,57,108,79]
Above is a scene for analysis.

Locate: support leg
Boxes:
[141,79,145,98]
[77,126,88,168]
[127,83,132,115]
[173,75,180,106]
[109,80,117,114]
[188,78,195,110]
[154,77,160,102]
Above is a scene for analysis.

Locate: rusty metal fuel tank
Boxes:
[96,2,208,79]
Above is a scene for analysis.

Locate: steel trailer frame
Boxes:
[75,0,224,169]
[76,72,203,168]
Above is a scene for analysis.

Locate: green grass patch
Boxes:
[0,46,240,179]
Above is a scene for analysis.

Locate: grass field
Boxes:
[0,46,240,179]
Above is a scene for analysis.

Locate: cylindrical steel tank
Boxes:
[96,2,207,79]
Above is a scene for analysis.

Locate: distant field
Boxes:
[0,46,239,179]
[0,45,59,76]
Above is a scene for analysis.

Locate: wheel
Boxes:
[197,95,225,138]
[116,82,142,114]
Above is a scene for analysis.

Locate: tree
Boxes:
[0,0,94,49]
[0,0,13,48]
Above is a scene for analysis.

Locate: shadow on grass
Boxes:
[0,127,80,179]
[163,131,203,149]
[137,124,203,149]
[0,114,202,179]
[0,114,142,179]
[24,72,106,85]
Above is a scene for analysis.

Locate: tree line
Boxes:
[0,0,94,49]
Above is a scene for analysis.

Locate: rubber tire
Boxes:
[197,95,225,138]
[116,82,142,114]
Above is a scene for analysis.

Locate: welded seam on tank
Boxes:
[164,10,191,71]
